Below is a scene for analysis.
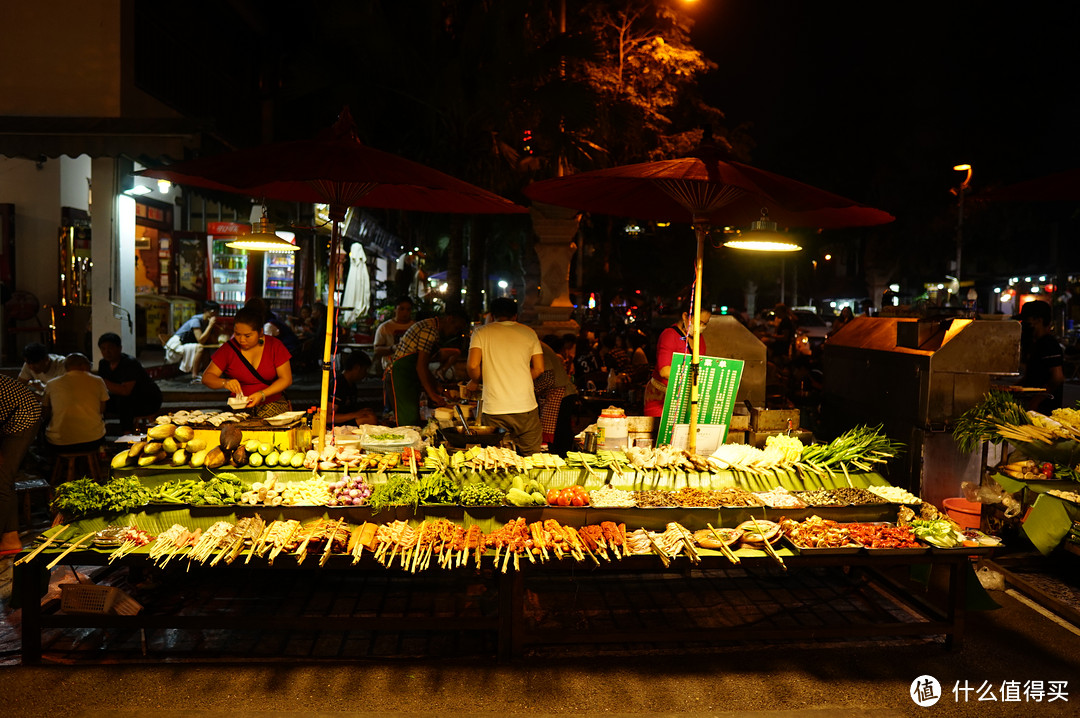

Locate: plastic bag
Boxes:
[962,480,1021,518]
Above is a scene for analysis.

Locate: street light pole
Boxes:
[952,163,972,289]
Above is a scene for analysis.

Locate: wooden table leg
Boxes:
[16,560,43,664]
[945,556,967,651]
[497,569,524,662]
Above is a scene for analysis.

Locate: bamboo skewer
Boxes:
[45,530,97,571]
[706,523,741,565]
[750,516,786,570]
[15,525,71,566]
[646,532,671,568]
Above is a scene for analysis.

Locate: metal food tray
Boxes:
[859,544,929,556]
[782,536,862,556]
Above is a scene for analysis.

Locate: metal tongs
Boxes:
[453,404,473,435]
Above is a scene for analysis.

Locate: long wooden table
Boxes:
[14,538,977,664]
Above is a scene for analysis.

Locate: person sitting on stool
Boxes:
[1,375,42,556]
[96,332,163,434]
[17,342,66,398]
[333,351,378,426]
[42,353,108,456]
[163,300,221,380]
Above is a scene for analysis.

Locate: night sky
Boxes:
[689,1,1080,204]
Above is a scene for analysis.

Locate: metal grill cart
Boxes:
[701,314,767,407]
[821,316,1020,507]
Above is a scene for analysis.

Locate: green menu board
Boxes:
[656,354,744,453]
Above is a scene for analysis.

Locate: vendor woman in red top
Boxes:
[202,305,293,417]
[643,299,712,417]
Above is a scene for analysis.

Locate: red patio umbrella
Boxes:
[139,108,526,448]
[524,145,894,453]
[979,167,1080,202]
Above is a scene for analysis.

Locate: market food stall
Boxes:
[822,315,1021,507]
[12,416,1000,663]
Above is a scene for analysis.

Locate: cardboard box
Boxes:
[729,411,750,431]
[725,430,747,445]
[750,408,800,432]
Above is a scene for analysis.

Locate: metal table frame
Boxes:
[15,549,971,663]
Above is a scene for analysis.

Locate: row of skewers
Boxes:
[18,516,788,572]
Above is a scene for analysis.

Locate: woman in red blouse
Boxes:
[202,306,293,417]
[643,300,712,417]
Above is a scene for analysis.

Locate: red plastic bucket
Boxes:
[943,497,982,529]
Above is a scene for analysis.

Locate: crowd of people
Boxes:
[1,335,165,555]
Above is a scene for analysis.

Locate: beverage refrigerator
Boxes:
[209,238,248,316]
[263,251,295,316]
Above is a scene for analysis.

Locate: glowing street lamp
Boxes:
[951,163,973,288]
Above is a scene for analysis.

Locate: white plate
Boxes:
[265,410,307,426]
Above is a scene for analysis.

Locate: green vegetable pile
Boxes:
[368,475,420,513]
[908,518,965,548]
[52,476,150,518]
[799,425,905,476]
[459,483,504,506]
[149,473,244,505]
[417,470,458,505]
[952,390,1029,453]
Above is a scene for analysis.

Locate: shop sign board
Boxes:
[207,221,249,236]
[656,354,744,454]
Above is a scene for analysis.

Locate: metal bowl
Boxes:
[439,426,504,448]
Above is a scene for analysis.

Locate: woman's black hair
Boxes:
[233,306,265,333]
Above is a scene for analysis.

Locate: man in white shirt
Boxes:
[42,353,109,453]
[466,298,544,455]
[17,342,66,397]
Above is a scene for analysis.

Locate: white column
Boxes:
[90,157,136,353]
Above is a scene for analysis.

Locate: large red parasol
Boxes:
[524,145,894,453]
[139,108,526,447]
[978,167,1080,202]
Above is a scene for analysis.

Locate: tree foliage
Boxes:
[575,0,724,164]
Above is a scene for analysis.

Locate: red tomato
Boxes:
[546,489,559,505]
[571,485,586,497]
[571,495,585,507]
[557,490,572,507]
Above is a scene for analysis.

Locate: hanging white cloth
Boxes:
[341,242,370,326]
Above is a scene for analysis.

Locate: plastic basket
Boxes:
[59,583,142,616]
[943,497,982,530]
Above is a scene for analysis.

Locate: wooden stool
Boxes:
[50,451,105,487]
[14,476,51,529]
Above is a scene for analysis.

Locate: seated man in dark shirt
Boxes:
[333,350,377,426]
[97,333,163,433]
[1018,300,1064,413]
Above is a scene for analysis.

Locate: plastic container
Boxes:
[943,497,982,530]
[596,407,628,450]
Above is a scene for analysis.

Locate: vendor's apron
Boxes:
[643,377,667,417]
[384,353,422,426]
[643,323,689,417]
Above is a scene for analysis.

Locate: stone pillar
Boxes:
[528,202,580,334]
[90,157,136,353]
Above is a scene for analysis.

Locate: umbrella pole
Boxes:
[688,221,706,455]
[316,211,343,452]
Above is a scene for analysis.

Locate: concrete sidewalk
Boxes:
[0,568,1077,717]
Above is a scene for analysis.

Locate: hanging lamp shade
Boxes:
[227,214,299,252]
[723,209,802,252]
